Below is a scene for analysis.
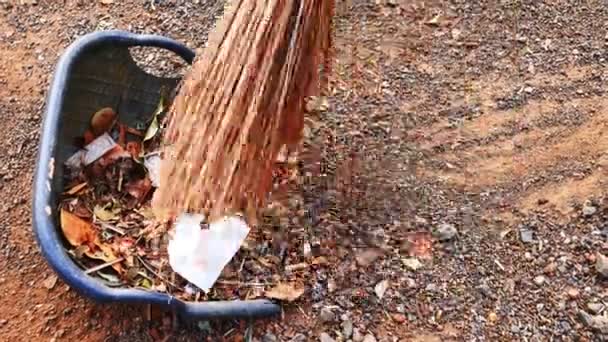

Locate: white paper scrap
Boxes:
[167,214,250,292]
[65,149,86,171]
[144,154,161,187]
[83,133,117,165]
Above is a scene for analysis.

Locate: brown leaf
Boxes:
[97,145,131,168]
[60,209,123,274]
[63,182,88,196]
[265,282,305,302]
[83,129,95,145]
[126,141,142,160]
[90,107,116,136]
[60,209,97,247]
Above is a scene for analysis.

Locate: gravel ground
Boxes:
[1,0,608,341]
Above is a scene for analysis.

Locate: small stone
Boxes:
[402,257,423,271]
[533,275,546,286]
[543,262,557,275]
[353,328,363,342]
[566,287,580,299]
[262,333,278,342]
[0,319,7,325]
[488,312,498,323]
[374,280,389,299]
[582,201,597,217]
[520,230,534,243]
[363,334,377,342]
[596,253,608,277]
[435,223,457,241]
[320,332,335,342]
[303,242,312,258]
[289,334,306,342]
[342,320,353,338]
[327,278,337,293]
[588,303,604,314]
[578,310,608,334]
[319,307,335,323]
[43,275,58,290]
[425,283,437,292]
[392,313,406,323]
[356,248,384,267]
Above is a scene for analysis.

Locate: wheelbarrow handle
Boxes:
[99,30,196,64]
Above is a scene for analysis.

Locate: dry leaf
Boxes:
[60,209,123,273]
[265,282,305,302]
[63,182,88,196]
[60,208,97,247]
[144,96,164,142]
[90,107,116,136]
[126,141,142,160]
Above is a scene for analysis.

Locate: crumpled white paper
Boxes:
[167,213,250,293]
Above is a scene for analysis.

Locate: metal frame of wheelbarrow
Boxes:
[32,30,281,319]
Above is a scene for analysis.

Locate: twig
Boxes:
[216,280,270,287]
[85,257,125,274]
[136,255,180,288]
[100,222,126,236]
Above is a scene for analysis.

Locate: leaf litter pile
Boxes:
[57,0,334,303]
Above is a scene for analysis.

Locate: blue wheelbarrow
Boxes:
[32,30,281,319]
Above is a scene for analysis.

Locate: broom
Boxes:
[152,0,334,224]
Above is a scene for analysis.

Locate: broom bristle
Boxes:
[152,0,334,223]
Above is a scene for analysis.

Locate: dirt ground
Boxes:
[1,0,608,341]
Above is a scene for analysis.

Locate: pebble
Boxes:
[290,334,306,342]
[0,319,7,325]
[353,328,363,342]
[356,249,384,267]
[342,320,353,338]
[262,333,278,342]
[392,313,406,323]
[520,230,534,243]
[533,275,546,286]
[578,310,608,334]
[582,202,597,217]
[363,334,377,342]
[319,307,335,323]
[435,223,457,241]
[425,283,438,292]
[566,287,580,299]
[596,253,608,277]
[543,262,557,275]
[320,332,335,342]
[587,302,604,314]
[402,257,423,271]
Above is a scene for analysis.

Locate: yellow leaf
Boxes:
[143,96,164,142]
